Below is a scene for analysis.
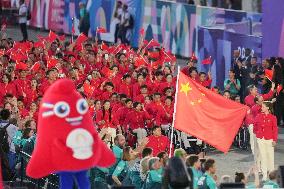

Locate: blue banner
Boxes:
[197,27,262,88]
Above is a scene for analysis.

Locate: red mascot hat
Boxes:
[27,79,115,178]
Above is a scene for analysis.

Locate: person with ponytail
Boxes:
[95,100,120,145]
[254,101,278,180]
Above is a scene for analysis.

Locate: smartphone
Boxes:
[104,54,109,60]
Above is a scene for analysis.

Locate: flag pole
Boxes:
[169,65,181,157]
[142,39,153,52]
[71,17,74,43]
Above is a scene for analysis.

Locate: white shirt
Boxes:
[120,11,130,26]
[0,122,18,153]
[19,4,27,24]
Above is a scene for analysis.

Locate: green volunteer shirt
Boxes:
[198,172,217,189]
[224,79,240,95]
[113,145,123,159]
[148,168,163,183]
[112,160,127,177]
[263,180,279,188]
[191,167,203,189]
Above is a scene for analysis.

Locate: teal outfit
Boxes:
[90,167,109,189]
[109,145,123,175]
[79,8,86,18]
[129,161,143,189]
[198,172,217,189]
[246,183,256,189]
[112,160,132,185]
[13,130,26,147]
[263,180,279,188]
[191,167,203,189]
[145,168,163,188]
[113,145,123,159]
[112,160,127,177]
[224,79,240,95]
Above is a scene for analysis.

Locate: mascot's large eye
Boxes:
[54,101,70,118]
[76,99,88,115]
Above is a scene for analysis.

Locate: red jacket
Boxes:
[156,105,174,125]
[13,78,31,97]
[40,80,55,95]
[25,88,40,106]
[244,90,274,108]
[100,91,113,101]
[115,107,132,126]
[123,110,151,130]
[95,109,119,129]
[158,81,176,94]
[146,135,172,156]
[198,79,212,88]
[254,113,278,142]
[119,82,132,98]
[0,82,17,96]
[134,94,148,103]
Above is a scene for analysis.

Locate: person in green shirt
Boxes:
[145,157,163,188]
[108,134,126,176]
[197,159,217,189]
[174,148,187,161]
[112,146,139,186]
[224,69,241,95]
[187,155,202,189]
[263,170,279,188]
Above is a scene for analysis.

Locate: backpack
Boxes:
[197,175,210,189]
[0,123,11,153]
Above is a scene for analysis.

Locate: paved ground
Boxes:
[4,26,284,179]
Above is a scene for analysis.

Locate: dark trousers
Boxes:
[114,24,119,43]
[118,26,129,44]
[20,23,28,41]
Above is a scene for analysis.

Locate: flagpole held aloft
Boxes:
[169,65,181,157]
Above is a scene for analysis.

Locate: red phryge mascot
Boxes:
[26,79,115,189]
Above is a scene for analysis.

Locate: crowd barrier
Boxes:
[197,26,262,87]
[19,0,262,58]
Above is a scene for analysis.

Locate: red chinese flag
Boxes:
[174,72,249,153]
[47,58,58,69]
[58,35,65,41]
[139,28,145,35]
[76,33,88,45]
[96,27,107,33]
[276,84,282,95]
[152,59,163,69]
[146,39,160,49]
[101,67,112,78]
[135,56,148,68]
[83,82,95,95]
[15,62,28,70]
[191,53,197,61]
[101,42,109,51]
[202,56,212,65]
[30,62,41,72]
[264,69,273,81]
[0,49,5,57]
[48,31,58,43]
[148,51,160,59]
[143,40,148,46]
[34,41,44,48]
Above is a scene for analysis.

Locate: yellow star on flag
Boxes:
[180,82,192,96]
